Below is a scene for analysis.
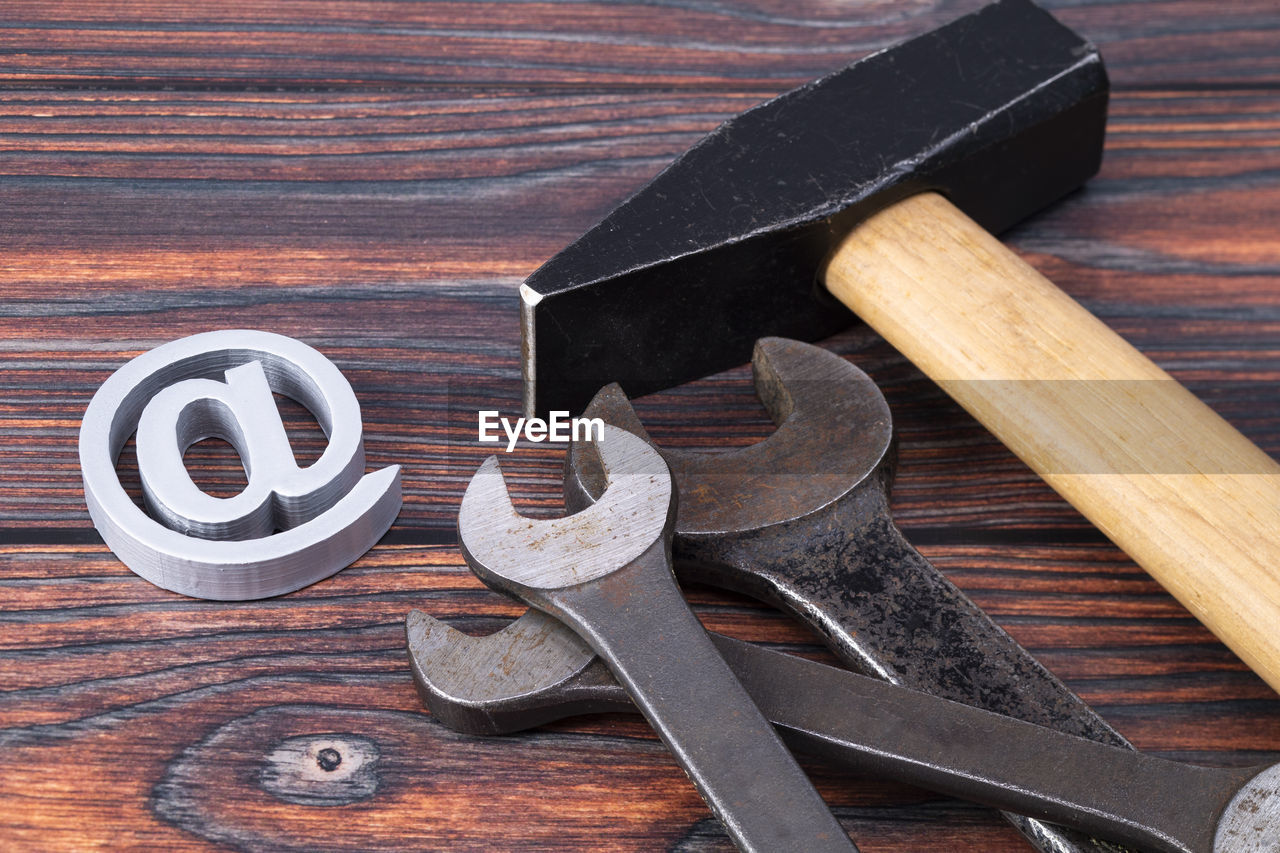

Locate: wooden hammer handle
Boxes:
[823,191,1280,693]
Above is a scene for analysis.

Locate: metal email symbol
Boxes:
[79,330,402,600]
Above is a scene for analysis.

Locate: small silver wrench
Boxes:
[456,425,855,853]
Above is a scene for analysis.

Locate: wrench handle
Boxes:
[680,492,1132,853]
[717,636,1258,853]
[686,498,1127,742]
[539,545,855,853]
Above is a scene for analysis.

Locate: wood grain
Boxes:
[0,1,1276,88]
[1,1,1279,850]
[0,89,1277,530]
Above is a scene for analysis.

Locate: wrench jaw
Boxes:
[457,423,855,852]
[566,337,894,538]
[749,335,845,426]
[404,609,625,736]
[562,338,902,632]
[430,425,678,735]
[1213,764,1280,853]
[562,383,645,515]
[459,425,675,599]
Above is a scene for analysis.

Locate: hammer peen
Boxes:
[520,0,1280,693]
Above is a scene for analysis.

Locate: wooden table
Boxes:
[3,2,1278,850]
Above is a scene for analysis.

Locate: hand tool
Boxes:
[79,329,402,600]
[455,425,855,853]
[565,337,1131,853]
[406,609,1280,853]
[518,0,1280,695]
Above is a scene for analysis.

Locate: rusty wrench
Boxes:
[407,610,1280,853]
[565,337,1137,853]
[456,425,854,853]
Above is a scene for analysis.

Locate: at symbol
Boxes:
[79,330,402,600]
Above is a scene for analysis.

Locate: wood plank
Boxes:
[2,2,1279,849]
[0,1,1276,89]
[3,538,1277,848]
[4,313,1280,530]
[0,89,1273,293]
[0,89,1277,531]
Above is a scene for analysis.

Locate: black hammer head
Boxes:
[522,0,1108,417]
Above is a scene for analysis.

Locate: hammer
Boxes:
[520,0,1280,693]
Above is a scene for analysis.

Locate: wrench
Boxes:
[407,609,1280,853]
[456,425,855,853]
[565,337,1138,852]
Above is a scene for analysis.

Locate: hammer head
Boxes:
[522,0,1108,417]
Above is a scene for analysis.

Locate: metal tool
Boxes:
[520,0,1107,419]
[563,337,1133,852]
[407,609,1280,853]
[79,329,401,600]
[518,0,1280,706]
[456,425,855,853]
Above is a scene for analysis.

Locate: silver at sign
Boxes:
[79,330,402,600]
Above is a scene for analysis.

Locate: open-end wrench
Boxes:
[406,609,1280,853]
[564,337,1138,853]
[455,425,855,853]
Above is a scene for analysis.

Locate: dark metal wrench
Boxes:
[566,337,1139,853]
[406,609,1280,853]
[455,424,855,853]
